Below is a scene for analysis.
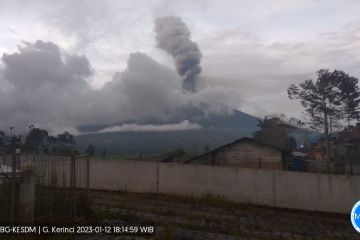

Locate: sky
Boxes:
[0,0,360,133]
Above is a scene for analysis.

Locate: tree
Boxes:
[57,131,75,144]
[167,148,185,161]
[56,131,77,155]
[254,117,287,147]
[337,73,360,125]
[24,128,49,153]
[287,69,353,164]
[86,144,96,157]
[0,131,5,147]
[264,113,306,129]
[253,116,297,151]
[285,137,297,152]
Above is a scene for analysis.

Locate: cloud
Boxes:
[97,120,201,133]
[0,40,239,133]
[1,1,360,126]
[195,23,360,117]
[80,52,239,124]
[0,41,94,132]
[2,41,92,90]
[87,52,188,123]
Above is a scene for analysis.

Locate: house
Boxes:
[183,137,288,170]
[330,127,360,159]
[303,126,360,174]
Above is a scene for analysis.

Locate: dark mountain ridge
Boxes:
[76,110,259,156]
[75,109,319,156]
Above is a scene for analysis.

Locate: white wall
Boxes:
[90,159,158,192]
[87,158,360,214]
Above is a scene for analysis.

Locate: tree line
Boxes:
[253,69,359,164]
[0,128,78,155]
[288,69,360,161]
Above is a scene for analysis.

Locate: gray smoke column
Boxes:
[154,16,202,92]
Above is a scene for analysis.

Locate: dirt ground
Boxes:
[74,190,358,240]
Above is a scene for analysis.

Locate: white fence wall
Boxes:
[87,158,360,214]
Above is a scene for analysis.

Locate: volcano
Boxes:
[75,109,260,156]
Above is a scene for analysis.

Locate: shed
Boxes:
[184,137,287,170]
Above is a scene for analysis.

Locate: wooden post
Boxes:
[258,157,262,169]
[10,153,16,224]
[18,171,35,223]
[70,155,77,222]
[86,155,90,199]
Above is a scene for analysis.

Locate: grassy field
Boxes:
[1,190,356,240]
[85,190,356,240]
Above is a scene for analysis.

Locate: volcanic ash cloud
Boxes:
[154,16,202,92]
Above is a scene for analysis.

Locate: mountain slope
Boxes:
[76,110,259,156]
[75,110,320,156]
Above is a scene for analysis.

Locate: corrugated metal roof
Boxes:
[183,137,286,163]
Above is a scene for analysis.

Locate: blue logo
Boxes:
[351,201,360,233]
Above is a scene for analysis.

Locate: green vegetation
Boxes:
[253,115,298,151]
[288,69,360,161]
[166,148,185,161]
[35,187,92,224]
[23,128,77,155]
[0,186,11,222]
[85,144,95,157]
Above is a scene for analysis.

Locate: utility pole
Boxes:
[28,125,34,153]
[9,126,14,154]
[9,126,14,138]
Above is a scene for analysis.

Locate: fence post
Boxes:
[258,157,262,169]
[10,153,16,224]
[18,170,35,223]
[70,155,77,222]
[2,151,6,165]
[86,155,90,200]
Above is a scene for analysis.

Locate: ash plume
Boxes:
[154,16,202,92]
[0,37,238,133]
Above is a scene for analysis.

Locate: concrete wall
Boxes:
[90,159,158,192]
[87,158,360,214]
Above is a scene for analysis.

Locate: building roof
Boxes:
[183,137,286,164]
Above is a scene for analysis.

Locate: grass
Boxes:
[0,186,11,222]
[90,190,356,240]
[35,187,93,224]
[6,189,351,240]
